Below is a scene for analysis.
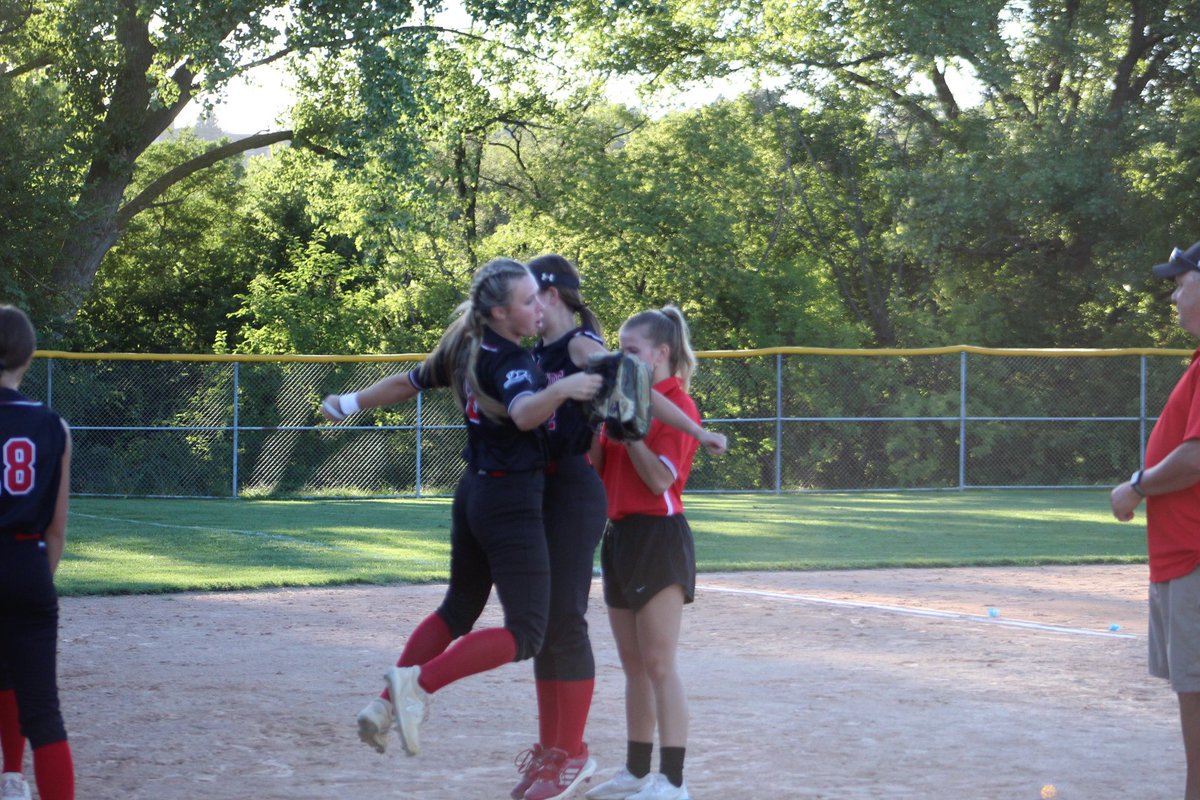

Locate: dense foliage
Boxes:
[3,0,1200,351]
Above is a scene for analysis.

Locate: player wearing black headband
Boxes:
[510,255,726,800]
[323,257,724,798]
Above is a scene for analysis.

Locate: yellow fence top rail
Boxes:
[695,345,1196,358]
[32,345,1196,362]
[32,351,428,363]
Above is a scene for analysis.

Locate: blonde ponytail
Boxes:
[622,304,696,390]
[423,258,533,421]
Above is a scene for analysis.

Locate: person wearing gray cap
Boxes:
[1112,239,1200,800]
[1151,241,1200,280]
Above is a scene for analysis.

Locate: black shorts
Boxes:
[600,514,695,612]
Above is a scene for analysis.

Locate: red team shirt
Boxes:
[1145,347,1200,582]
[599,376,700,520]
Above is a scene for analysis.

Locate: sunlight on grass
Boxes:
[60,489,1144,595]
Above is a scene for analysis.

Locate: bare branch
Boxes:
[223,24,544,82]
[0,53,51,80]
[117,130,293,228]
[840,68,942,131]
[929,61,960,120]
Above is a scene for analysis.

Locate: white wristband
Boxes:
[339,392,361,416]
[321,397,345,420]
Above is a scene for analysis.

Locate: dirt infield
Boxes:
[46,565,1180,799]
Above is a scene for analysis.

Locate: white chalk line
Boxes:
[64,518,1138,636]
[70,512,433,563]
[696,584,1138,639]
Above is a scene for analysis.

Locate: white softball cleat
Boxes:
[1,772,31,800]
[383,665,430,756]
[355,696,395,754]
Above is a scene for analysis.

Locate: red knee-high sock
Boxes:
[554,678,594,757]
[32,740,73,800]
[536,680,558,748]
[381,613,454,701]
[418,627,516,694]
[0,690,24,772]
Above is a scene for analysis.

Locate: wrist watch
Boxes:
[1130,468,1146,498]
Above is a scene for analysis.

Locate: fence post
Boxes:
[959,350,967,489]
[46,356,53,408]
[231,362,240,498]
[415,391,424,497]
[775,353,783,494]
[1140,355,1147,466]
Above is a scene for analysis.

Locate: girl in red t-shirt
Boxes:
[587,305,701,800]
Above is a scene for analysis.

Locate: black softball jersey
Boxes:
[410,326,550,473]
[0,388,66,538]
[532,326,605,461]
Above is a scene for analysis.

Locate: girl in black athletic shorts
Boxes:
[509,257,726,800]
[586,305,703,800]
[322,260,724,795]
[322,259,603,760]
[0,306,75,800]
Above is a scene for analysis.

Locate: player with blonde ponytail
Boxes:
[323,258,603,761]
[508,258,725,800]
[586,304,704,800]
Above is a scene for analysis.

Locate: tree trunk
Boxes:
[49,177,128,319]
[47,129,295,324]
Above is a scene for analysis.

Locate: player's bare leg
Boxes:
[631,586,687,749]
[607,606,656,743]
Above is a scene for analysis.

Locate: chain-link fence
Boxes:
[24,347,1192,498]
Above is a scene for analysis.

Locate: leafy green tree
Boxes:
[0,0,594,330]
[290,33,604,351]
[216,146,409,354]
[0,67,74,327]
[481,96,867,349]
[578,0,1200,346]
[233,233,385,355]
[68,132,258,353]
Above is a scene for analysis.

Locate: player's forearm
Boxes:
[44,530,65,573]
[649,390,703,438]
[1139,440,1200,495]
[45,434,71,574]
[510,383,569,431]
[589,436,605,473]
[324,372,419,420]
[357,373,420,410]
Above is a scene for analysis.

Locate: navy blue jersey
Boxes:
[412,326,550,472]
[533,326,605,461]
[0,388,66,538]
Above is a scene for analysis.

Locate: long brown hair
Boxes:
[621,304,696,391]
[421,258,533,421]
[527,254,603,338]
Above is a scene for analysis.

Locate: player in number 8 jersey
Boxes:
[0,306,75,800]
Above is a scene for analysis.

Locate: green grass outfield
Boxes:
[58,489,1147,596]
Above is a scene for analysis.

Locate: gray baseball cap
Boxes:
[1152,241,1200,279]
